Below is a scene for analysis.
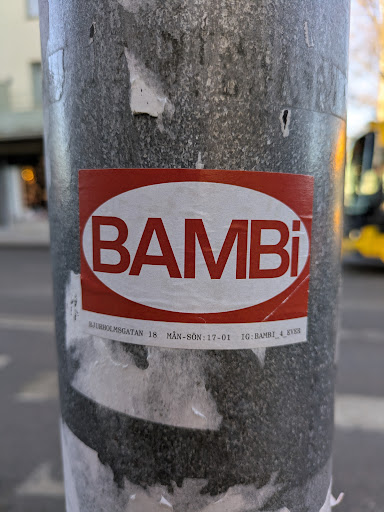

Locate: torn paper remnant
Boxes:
[124,49,168,117]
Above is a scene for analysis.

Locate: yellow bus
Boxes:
[343,121,384,262]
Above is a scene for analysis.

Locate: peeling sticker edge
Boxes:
[331,493,344,507]
[304,21,314,48]
[48,48,65,103]
[319,481,345,512]
[192,406,207,420]
[124,48,169,118]
[196,152,205,169]
[159,495,173,508]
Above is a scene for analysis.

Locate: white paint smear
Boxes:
[62,423,86,512]
[335,393,384,433]
[71,335,223,429]
[197,472,282,512]
[66,272,222,430]
[124,49,168,117]
[61,423,286,512]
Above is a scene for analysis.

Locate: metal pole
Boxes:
[39,0,350,510]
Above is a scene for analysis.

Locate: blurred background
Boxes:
[0,1,383,511]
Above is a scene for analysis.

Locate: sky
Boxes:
[347,0,380,138]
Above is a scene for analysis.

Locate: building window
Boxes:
[31,63,43,107]
[0,80,11,111]
[27,0,39,18]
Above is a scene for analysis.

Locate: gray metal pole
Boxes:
[39,0,350,510]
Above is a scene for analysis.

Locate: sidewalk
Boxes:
[0,219,50,248]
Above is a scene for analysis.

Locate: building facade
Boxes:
[0,0,44,226]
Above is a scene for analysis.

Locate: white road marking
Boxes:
[340,328,384,343]
[0,354,11,370]
[341,300,384,312]
[16,371,59,402]
[16,462,64,497]
[335,394,384,433]
[0,314,54,333]
[0,288,52,299]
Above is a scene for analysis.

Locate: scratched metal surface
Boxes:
[39,0,350,510]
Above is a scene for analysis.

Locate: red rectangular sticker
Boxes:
[79,168,314,349]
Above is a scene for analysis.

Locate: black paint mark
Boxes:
[119,342,149,370]
[89,23,95,42]
[282,109,289,129]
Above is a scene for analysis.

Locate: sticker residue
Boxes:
[124,49,168,118]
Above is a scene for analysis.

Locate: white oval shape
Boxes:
[82,181,309,314]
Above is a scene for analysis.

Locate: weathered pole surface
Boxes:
[39,0,350,510]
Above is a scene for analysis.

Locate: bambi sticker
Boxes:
[79,168,314,349]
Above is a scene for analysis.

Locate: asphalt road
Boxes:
[0,248,383,511]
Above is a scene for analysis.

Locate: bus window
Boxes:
[345,132,383,216]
